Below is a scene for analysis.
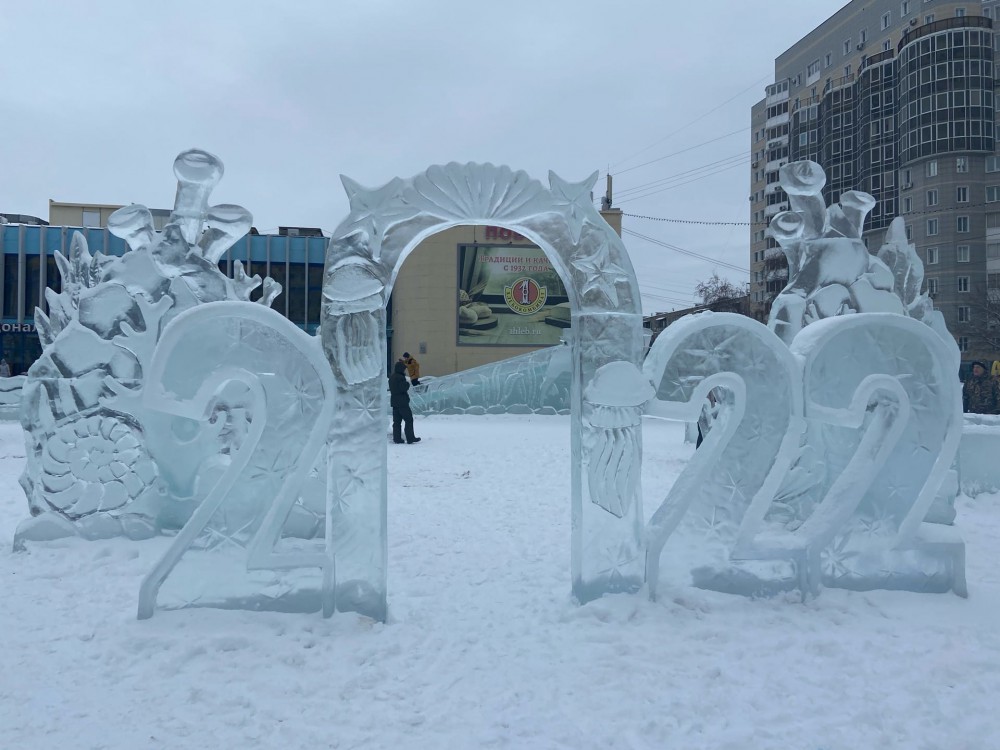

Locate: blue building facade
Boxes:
[0,224,330,375]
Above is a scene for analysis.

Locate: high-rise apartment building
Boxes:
[750,0,1000,360]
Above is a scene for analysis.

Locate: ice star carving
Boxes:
[549,171,597,245]
[338,176,412,260]
[572,249,631,307]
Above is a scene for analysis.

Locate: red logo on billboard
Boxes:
[504,277,547,315]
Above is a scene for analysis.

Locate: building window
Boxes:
[901,0,911,14]
[957,216,970,233]
[926,189,938,207]
[81,209,101,227]
[959,306,971,323]
[955,7,965,17]
[957,186,969,202]
[928,277,939,295]
[902,167,912,185]
[988,185,1000,203]
[881,12,891,29]
[926,160,938,177]
[989,243,1000,260]
[959,336,970,352]
[956,157,969,173]
[924,14,934,24]
[903,197,912,213]
[825,52,832,67]
[957,245,970,262]
[927,247,939,265]
[843,38,851,55]
[987,156,1000,172]
[808,60,820,77]
[958,276,970,293]
[927,218,939,235]
[906,224,913,240]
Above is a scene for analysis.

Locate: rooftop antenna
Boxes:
[601,173,613,211]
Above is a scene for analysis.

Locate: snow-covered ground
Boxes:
[1,416,998,749]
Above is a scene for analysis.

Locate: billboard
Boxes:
[457,241,569,347]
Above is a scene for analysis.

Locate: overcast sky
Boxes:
[0,0,848,314]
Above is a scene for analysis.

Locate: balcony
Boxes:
[764,202,789,218]
[898,15,992,53]
[765,112,790,128]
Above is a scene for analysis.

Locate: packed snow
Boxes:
[1,416,998,749]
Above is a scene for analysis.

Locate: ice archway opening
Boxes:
[320,162,647,621]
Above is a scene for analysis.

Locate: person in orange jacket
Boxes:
[402,352,421,386]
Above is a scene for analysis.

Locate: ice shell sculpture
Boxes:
[15,149,284,547]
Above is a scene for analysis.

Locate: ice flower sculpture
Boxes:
[16,150,284,545]
[767,161,905,344]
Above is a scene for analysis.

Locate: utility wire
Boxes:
[623,228,750,274]
[610,74,771,172]
[613,127,750,177]
[615,152,748,199]
[624,198,1000,227]
[621,158,750,204]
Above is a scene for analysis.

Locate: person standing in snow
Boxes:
[695,388,721,449]
[402,351,421,386]
[0,359,9,378]
[963,361,1000,414]
[389,360,421,444]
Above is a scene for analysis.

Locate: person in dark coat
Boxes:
[389,361,421,444]
[963,360,1000,414]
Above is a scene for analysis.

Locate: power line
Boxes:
[610,74,771,172]
[615,152,748,199]
[613,127,750,177]
[621,158,750,204]
[625,198,1000,228]
[624,212,751,227]
[623,228,750,274]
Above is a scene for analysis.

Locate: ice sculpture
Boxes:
[410,341,572,416]
[320,163,646,618]
[15,149,284,547]
[764,159,959,525]
[136,302,335,617]
[767,161,905,344]
[644,311,964,598]
[958,414,1000,495]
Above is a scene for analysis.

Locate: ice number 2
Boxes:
[642,314,804,597]
[642,312,964,599]
[784,314,965,595]
[137,302,337,618]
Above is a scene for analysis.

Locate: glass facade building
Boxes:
[0,223,327,375]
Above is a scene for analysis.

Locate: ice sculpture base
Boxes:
[959,414,1000,495]
[13,510,159,550]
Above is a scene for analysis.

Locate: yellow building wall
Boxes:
[48,201,123,227]
[390,209,623,377]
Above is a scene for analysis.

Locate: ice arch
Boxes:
[320,162,647,620]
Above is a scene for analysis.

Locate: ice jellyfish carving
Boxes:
[320,162,645,618]
[137,302,335,618]
[15,150,283,548]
